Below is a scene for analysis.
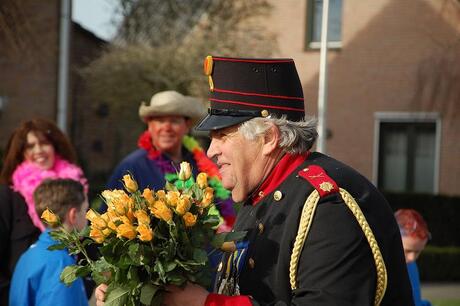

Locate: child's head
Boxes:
[395,209,430,263]
[34,178,88,230]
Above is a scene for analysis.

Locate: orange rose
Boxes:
[196,173,208,189]
[134,209,150,225]
[183,212,197,227]
[85,209,99,222]
[117,223,137,240]
[156,190,166,201]
[41,208,59,226]
[90,227,106,243]
[91,215,107,230]
[123,174,138,193]
[142,188,155,205]
[137,224,153,242]
[176,195,191,215]
[151,200,173,222]
[200,187,214,208]
[166,191,180,208]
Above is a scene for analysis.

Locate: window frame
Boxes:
[373,112,441,194]
[305,0,343,50]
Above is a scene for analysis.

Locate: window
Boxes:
[374,113,440,194]
[306,0,343,49]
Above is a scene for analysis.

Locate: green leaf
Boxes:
[166,271,186,286]
[60,265,80,286]
[174,180,184,189]
[165,181,177,191]
[193,248,208,264]
[163,261,177,272]
[154,261,166,282]
[47,243,67,251]
[164,173,177,183]
[140,283,159,305]
[104,286,130,306]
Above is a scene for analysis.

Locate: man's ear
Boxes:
[185,118,193,132]
[262,123,280,155]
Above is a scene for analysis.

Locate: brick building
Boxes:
[266,0,460,196]
[2,0,458,197]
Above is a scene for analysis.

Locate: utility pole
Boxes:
[57,0,71,133]
[317,0,329,153]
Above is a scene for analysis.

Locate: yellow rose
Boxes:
[107,220,118,231]
[175,195,191,215]
[113,200,127,216]
[196,172,208,189]
[117,223,137,240]
[101,189,127,203]
[85,209,99,222]
[151,200,173,222]
[156,190,166,201]
[123,174,138,193]
[178,161,192,181]
[134,209,150,225]
[200,187,214,208]
[92,216,107,230]
[41,208,59,226]
[166,191,180,207]
[90,227,105,243]
[142,188,155,205]
[183,212,197,227]
[102,227,112,236]
[137,224,154,242]
[120,215,132,225]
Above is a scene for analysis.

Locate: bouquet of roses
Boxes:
[41,162,245,306]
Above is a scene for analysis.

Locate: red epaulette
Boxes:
[298,165,339,197]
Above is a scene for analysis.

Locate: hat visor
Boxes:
[195,114,254,131]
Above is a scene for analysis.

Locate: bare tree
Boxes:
[81,0,276,158]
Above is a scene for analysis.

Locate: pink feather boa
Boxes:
[12,155,88,232]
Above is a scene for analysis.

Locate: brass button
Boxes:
[258,191,264,198]
[258,223,264,234]
[248,258,255,269]
[217,261,223,272]
[261,109,269,117]
[273,190,283,201]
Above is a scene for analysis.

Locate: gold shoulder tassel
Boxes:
[289,188,388,305]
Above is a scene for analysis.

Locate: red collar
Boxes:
[250,152,309,205]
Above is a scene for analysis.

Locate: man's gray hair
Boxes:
[239,115,318,154]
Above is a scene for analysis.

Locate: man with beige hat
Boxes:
[105,91,235,227]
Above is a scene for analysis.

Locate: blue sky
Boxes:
[72,0,121,41]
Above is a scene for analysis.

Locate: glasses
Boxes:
[148,117,187,126]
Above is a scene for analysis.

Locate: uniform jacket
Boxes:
[9,230,89,306]
[209,152,413,306]
[0,184,40,305]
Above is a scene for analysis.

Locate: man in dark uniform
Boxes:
[112,56,414,306]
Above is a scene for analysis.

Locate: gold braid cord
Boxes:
[289,188,388,305]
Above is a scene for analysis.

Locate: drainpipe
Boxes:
[57,0,71,133]
[317,0,329,154]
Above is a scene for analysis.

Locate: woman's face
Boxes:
[23,131,56,170]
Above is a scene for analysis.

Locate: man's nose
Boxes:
[207,139,218,159]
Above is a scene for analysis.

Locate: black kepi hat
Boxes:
[195,56,305,131]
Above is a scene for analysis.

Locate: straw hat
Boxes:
[139,90,206,125]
